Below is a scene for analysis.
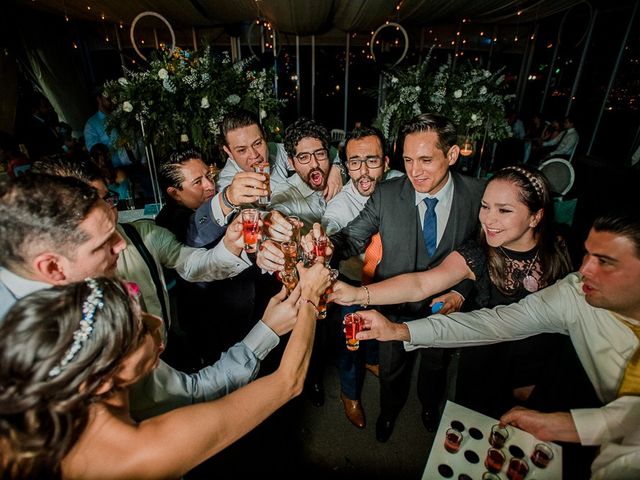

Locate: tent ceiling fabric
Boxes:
[23,0,586,33]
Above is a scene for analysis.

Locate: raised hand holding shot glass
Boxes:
[241,208,261,253]
[252,161,271,205]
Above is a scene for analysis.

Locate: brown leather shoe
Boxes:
[365,363,380,377]
[340,392,365,428]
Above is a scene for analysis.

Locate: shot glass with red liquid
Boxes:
[444,427,463,454]
[530,443,554,468]
[344,312,364,351]
[507,457,529,480]
[484,448,506,473]
[241,208,260,253]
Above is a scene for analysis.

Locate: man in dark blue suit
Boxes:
[331,113,486,441]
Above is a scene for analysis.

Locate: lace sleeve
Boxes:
[457,238,487,279]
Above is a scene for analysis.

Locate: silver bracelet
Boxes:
[360,285,370,308]
[221,186,239,210]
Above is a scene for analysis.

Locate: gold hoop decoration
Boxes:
[370,22,409,68]
[130,11,176,62]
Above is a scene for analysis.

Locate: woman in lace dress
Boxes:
[329,165,573,417]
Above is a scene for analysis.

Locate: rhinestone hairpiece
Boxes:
[503,166,545,201]
[47,278,104,378]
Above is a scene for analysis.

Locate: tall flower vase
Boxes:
[139,119,164,214]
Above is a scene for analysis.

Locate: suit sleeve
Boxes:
[186,200,228,249]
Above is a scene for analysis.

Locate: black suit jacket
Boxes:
[331,171,486,318]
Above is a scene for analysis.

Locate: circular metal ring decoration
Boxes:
[370,22,409,68]
[130,11,176,62]
[247,21,282,60]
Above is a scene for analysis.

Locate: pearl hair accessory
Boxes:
[47,278,104,378]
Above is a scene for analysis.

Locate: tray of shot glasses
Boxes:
[422,400,562,480]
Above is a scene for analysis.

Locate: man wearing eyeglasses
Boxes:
[269,118,335,232]
[321,126,403,429]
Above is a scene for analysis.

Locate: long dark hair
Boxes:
[0,278,143,479]
[484,166,572,294]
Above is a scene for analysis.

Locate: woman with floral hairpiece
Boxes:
[0,262,331,479]
[329,165,573,417]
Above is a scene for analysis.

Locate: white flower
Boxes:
[158,68,169,80]
[180,134,189,143]
[117,77,128,86]
[122,101,133,112]
[454,89,463,98]
[200,96,210,109]
[260,109,267,120]
[226,94,241,105]
[471,113,478,122]
[479,86,487,95]
[391,77,399,83]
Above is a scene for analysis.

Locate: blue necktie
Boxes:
[423,197,438,256]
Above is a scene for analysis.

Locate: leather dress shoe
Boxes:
[375,415,396,442]
[365,363,380,377]
[421,409,440,432]
[340,392,365,428]
[307,381,324,407]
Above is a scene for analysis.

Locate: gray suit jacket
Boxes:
[331,172,486,318]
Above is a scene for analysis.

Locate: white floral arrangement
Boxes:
[375,52,514,144]
[103,46,284,160]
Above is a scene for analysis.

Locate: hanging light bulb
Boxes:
[460,137,474,156]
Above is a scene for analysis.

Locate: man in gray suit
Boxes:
[330,113,486,441]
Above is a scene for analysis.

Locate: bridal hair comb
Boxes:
[48,278,104,378]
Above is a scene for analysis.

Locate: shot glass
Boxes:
[316,268,338,320]
[444,427,463,454]
[280,241,298,270]
[507,457,529,480]
[286,215,301,244]
[313,234,329,258]
[482,474,501,480]
[253,161,271,205]
[489,424,509,449]
[241,208,260,253]
[530,443,554,468]
[344,312,364,351]
[484,448,505,473]
[279,267,298,295]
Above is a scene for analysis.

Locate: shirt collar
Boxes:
[0,267,51,299]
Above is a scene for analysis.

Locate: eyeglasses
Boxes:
[346,156,383,171]
[294,148,329,164]
[102,191,120,208]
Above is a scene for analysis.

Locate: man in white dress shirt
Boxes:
[356,211,640,478]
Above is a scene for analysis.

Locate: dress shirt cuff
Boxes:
[242,320,280,360]
[210,193,235,226]
[571,407,610,446]
[402,320,432,352]
[213,238,252,269]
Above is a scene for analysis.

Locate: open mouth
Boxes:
[358,176,373,192]
[309,169,325,188]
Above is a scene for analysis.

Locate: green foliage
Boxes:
[375,52,514,144]
[102,46,285,161]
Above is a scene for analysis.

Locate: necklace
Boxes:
[500,247,540,293]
